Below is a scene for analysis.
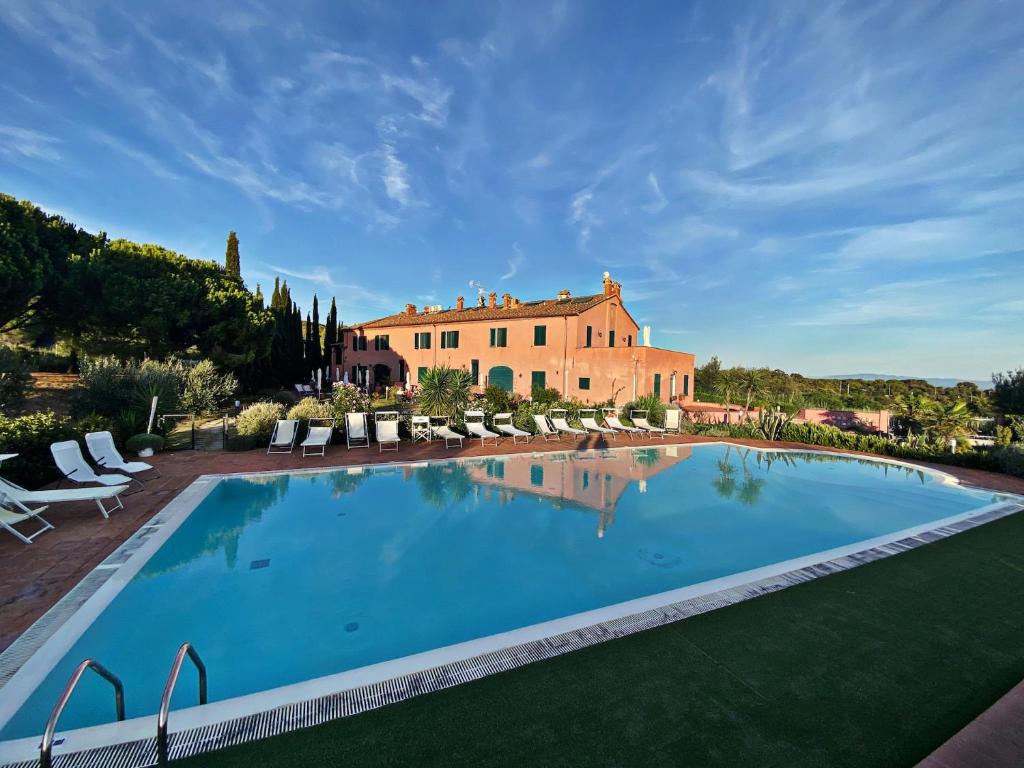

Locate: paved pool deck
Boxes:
[1,434,1022,767]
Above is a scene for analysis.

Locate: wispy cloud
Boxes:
[0,124,61,161]
[501,243,525,280]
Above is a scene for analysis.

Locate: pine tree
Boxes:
[225,231,241,280]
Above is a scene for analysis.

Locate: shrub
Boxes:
[530,386,562,406]
[995,424,1013,447]
[622,394,667,427]
[0,346,33,411]
[236,401,285,440]
[257,388,297,406]
[1008,415,1024,443]
[0,411,78,487]
[416,366,473,417]
[77,355,187,418]
[287,397,334,425]
[331,382,371,416]
[124,433,165,453]
[74,412,114,437]
[482,384,519,414]
[180,360,238,415]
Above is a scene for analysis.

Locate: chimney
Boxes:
[502,292,511,309]
[488,291,497,308]
[603,271,614,297]
[557,289,571,301]
[456,296,465,311]
[405,303,417,316]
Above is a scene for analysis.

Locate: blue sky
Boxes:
[1,1,1022,380]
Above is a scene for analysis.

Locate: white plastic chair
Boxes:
[532,414,560,441]
[345,412,370,449]
[85,431,158,479]
[631,410,666,439]
[375,412,401,453]
[464,411,500,446]
[51,441,133,487]
[550,409,586,437]
[579,409,616,438]
[494,413,531,444]
[300,419,334,457]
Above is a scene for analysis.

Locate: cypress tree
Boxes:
[309,294,322,372]
[225,231,241,280]
[253,283,264,310]
[323,297,338,378]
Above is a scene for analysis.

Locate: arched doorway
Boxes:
[373,363,392,387]
[488,365,513,391]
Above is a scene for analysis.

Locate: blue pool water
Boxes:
[0,445,1000,739]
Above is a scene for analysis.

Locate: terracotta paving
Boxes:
[1,435,1022,765]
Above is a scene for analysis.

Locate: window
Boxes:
[626,334,632,347]
[585,325,592,347]
[471,359,479,385]
[582,471,590,490]
[486,460,505,480]
[533,325,547,346]
[417,366,428,382]
[352,335,367,351]
[414,332,431,349]
[579,377,591,391]
[654,373,662,398]
[441,330,459,349]
[531,371,546,391]
[489,327,508,347]
[530,464,544,487]
[374,334,389,351]
[683,374,690,396]
[399,360,405,382]
[609,330,615,347]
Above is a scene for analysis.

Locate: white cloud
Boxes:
[0,124,61,161]
[380,144,412,206]
[501,243,525,280]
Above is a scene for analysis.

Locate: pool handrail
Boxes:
[40,659,125,768]
[157,642,208,765]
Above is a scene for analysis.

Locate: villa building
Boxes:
[330,273,695,404]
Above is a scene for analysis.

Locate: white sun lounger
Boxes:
[550,409,586,437]
[300,419,335,457]
[494,413,531,444]
[630,410,666,439]
[602,410,643,439]
[664,408,683,434]
[0,476,128,518]
[0,500,54,544]
[51,441,133,488]
[532,414,560,441]
[430,417,464,449]
[267,419,299,454]
[464,411,500,446]
[345,412,370,449]
[579,409,616,438]
[85,431,159,479]
[374,412,401,453]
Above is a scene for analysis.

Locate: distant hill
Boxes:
[824,374,992,390]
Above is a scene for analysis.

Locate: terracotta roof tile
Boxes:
[354,294,610,329]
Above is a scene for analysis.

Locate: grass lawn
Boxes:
[176,511,1024,768]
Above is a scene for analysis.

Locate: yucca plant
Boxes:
[416,366,473,417]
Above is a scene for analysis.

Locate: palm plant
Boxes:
[416,365,473,417]
[891,392,935,437]
[920,400,971,444]
[714,370,740,424]
[738,368,766,420]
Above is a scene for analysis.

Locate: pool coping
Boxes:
[0,442,1021,766]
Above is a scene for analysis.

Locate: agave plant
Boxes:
[757,405,795,441]
[416,365,473,417]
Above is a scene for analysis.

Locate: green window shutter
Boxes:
[424,332,431,349]
[609,330,615,347]
[414,334,420,350]
[534,325,546,346]
[471,359,479,384]
[683,374,690,396]
[440,332,447,349]
[627,335,632,347]
[654,373,662,398]
[579,377,590,390]
[418,366,428,382]
[531,371,546,390]
[488,365,513,391]
[585,326,592,347]
[489,328,496,347]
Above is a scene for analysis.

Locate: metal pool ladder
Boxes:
[40,659,125,768]
[157,642,207,765]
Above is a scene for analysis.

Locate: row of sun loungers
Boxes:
[1,431,159,544]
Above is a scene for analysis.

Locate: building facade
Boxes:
[330,273,695,405]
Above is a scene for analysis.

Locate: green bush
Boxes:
[482,384,519,414]
[224,433,258,451]
[0,346,33,411]
[287,396,334,425]
[530,386,562,407]
[622,394,667,427]
[77,355,187,418]
[74,412,114,437]
[1008,415,1024,443]
[257,388,297,406]
[995,424,1013,447]
[0,411,78,487]
[415,366,473,417]
[124,433,165,453]
[180,360,238,415]
[331,382,371,416]
[236,401,285,440]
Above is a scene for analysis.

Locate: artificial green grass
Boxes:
[177,512,1024,768]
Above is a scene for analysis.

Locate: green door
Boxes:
[488,365,513,391]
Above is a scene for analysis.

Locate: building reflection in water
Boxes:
[464,446,693,538]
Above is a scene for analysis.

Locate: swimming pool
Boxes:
[0,443,1017,762]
